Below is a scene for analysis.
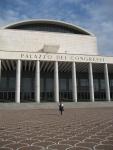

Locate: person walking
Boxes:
[59,101,64,115]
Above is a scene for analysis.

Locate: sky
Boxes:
[0,0,113,56]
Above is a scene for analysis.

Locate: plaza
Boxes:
[0,106,113,149]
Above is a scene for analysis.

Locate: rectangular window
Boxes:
[40,78,44,92]
[110,80,113,87]
[9,77,15,90]
[21,78,32,92]
[100,79,105,90]
[80,79,88,87]
[46,78,53,92]
[94,79,99,92]
[0,77,7,90]
[60,79,67,91]
[69,79,72,91]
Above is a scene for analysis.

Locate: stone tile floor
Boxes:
[0,107,113,150]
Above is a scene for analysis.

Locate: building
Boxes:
[0,19,112,103]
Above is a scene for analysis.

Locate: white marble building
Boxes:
[0,19,112,103]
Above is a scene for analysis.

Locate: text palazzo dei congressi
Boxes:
[20,53,105,63]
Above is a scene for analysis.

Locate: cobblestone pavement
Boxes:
[0,107,113,150]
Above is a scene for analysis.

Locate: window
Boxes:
[100,79,105,90]
[46,78,53,92]
[21,78,32,92]
[80,79,88,87]
[9,77,15,90]
[60,79,67,91]
[94,79,99,91]
[110,80,113,87]
[40,78,44,92]
[69,79,72,91]
[0,77,7,90]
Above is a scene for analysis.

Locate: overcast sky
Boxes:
[0,0,113,56]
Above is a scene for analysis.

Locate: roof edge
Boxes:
[2,19,95,36]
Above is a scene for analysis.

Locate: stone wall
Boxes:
[0,29,98,55]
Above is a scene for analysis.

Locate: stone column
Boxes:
[89,62,94,102]
[15,60,21,103]
[72,62,77,102]
[54,61,59,103]
[104,63,110,101]
[35,60,40,103]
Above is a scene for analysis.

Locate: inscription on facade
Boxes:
[20,53,105,63]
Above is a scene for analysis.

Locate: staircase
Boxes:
[0,102,113,110]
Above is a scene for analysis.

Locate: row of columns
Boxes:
[0,60,111,103]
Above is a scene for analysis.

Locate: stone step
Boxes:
[0,102,113,110]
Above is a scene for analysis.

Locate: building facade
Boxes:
[0,19,113,103]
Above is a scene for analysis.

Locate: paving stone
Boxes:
[59,139,80,145]
[0,139,14,147]
[76,142,96,149]
[94,144,113,150]
[101,140,113,145]
[8,137,26,143]
[67,147,92,150]
[0,107,113,149]
[32,141,55,148]
[106,136,113,140]
[47,138,64,143]
[19,139,41,145]
[4,143,28,149]
[47,144,71,150]
[31,136,51,141]
[0,148,12,150]
[84,138,101,143]
[17,146,44,150]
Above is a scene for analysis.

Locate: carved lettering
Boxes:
[20,53,105,63]
[70,56,74,61]
[21,54,24,58]
[26,54,29,58]
[34,54,37,59]
[47,55,52,59]
[88,57,92,61]
[38,54,42,59]
[74,56,79,60]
